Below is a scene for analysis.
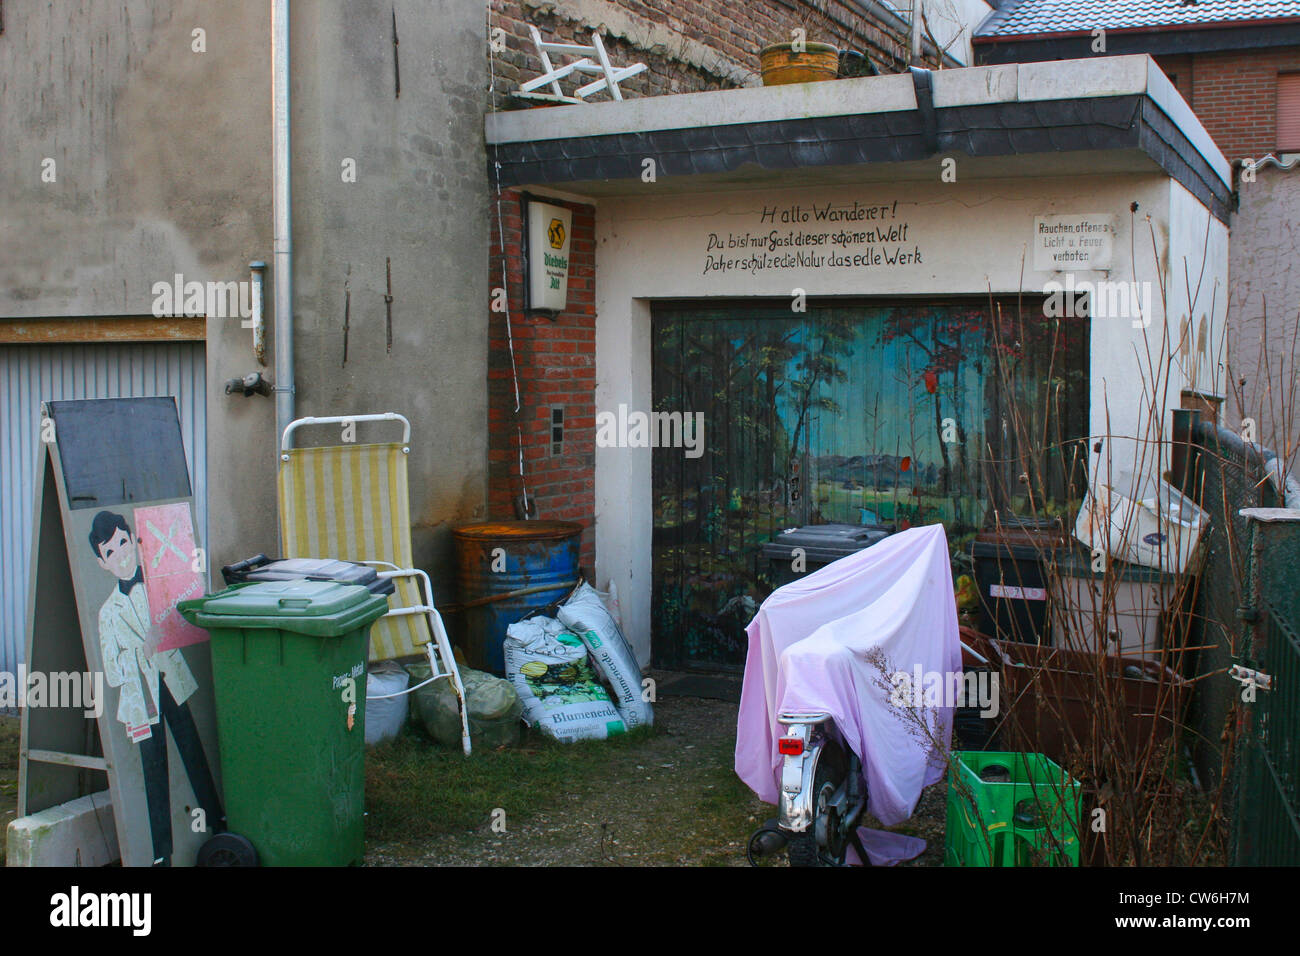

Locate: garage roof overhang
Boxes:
[486,54,1233,222]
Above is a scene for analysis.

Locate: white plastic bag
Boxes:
[503,616,626,743]
[558,582,653,729]
[365,661,410,745]
[591,580,623,632]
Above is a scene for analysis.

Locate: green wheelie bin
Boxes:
[179,579,389,866]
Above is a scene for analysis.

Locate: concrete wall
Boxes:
[0,0,275,571]
[588,173,1228,663]
[1,0,488,586]
[289,0,490,581]
[1229,168,1300,456]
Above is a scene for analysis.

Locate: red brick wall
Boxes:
[1154,49,1300,160]
[488,188,597,571]
[488,0,912,103]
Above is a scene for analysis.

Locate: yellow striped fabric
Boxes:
[277,442,429,661]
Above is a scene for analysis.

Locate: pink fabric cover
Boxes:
[735,524,961,864]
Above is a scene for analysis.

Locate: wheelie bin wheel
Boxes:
[197,833,259,867]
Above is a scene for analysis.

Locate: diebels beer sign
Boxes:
[526,200,573,313]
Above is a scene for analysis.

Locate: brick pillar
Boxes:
[488,188,597,571]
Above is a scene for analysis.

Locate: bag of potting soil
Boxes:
[557,582,653,730]
[503,616,626,743]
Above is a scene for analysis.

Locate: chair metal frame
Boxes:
[514,24,647,105]
[280,413,471,755]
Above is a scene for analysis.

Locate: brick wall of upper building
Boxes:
[488,188,598,571]
[488,0,914,103]
[1154,50,1300,161]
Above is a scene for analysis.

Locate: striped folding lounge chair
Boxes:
[278,413,471,755]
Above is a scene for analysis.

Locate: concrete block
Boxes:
[933,64,1018,108]
[1018,55,1148,102]
[6,792,119,867]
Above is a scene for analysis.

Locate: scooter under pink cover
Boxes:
[735,524,961,865]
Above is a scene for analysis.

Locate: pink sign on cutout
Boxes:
[134,502,209,650]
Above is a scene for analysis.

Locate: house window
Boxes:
[1278,73,1300,152]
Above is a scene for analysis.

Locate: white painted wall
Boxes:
[1168,179,1230,401]
[915,0,995,66]
[592,173,1227,664]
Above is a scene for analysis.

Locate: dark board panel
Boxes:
[48,398,192,510]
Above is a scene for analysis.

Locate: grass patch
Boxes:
[365,697,770,865]
[365,724,657,843]
[0,715,20,866]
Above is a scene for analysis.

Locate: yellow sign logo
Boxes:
[547,218,566,249]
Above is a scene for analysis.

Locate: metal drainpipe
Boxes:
[272,0,295,447]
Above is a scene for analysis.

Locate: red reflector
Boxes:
[778,737,804,756]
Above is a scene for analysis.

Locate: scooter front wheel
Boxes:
[788,739,848,867]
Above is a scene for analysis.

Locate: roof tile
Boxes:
[977,0,1300,38]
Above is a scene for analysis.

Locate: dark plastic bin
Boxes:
[762,523,890,588]
[971,540,1051,643]
[221,554,396,597]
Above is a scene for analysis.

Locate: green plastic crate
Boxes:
[946,750,1081,867]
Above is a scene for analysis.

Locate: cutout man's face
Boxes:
[95,528,138,581]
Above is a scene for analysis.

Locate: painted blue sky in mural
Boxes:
[770,308,985,470]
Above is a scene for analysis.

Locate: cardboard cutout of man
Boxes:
[89,510,224,866]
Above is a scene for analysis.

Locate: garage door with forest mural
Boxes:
[651,299,1089,669]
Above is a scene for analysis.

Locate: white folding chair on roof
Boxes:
[514,24,647,105]
[278,413,471,755]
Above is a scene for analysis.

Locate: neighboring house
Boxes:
[0,1,488,674]
[973,0,1300,459]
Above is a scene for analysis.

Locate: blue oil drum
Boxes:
[452,520,583,675]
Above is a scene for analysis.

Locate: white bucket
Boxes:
[1074,474,1207,574]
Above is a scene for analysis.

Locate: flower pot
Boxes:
[759,41,840,86]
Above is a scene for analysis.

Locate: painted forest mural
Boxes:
[651,299,1089,668]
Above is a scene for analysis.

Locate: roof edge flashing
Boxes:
[488,55,1171,147]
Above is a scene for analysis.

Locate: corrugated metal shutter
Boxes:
[1278,73,1300,153]
[0,342,207,677]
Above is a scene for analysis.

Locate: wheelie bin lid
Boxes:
[178,580,390,636]
[761,523,890,563]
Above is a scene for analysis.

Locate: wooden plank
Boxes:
[0,316,206,345]
[19,452,104,817]
[25,749,109,771]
